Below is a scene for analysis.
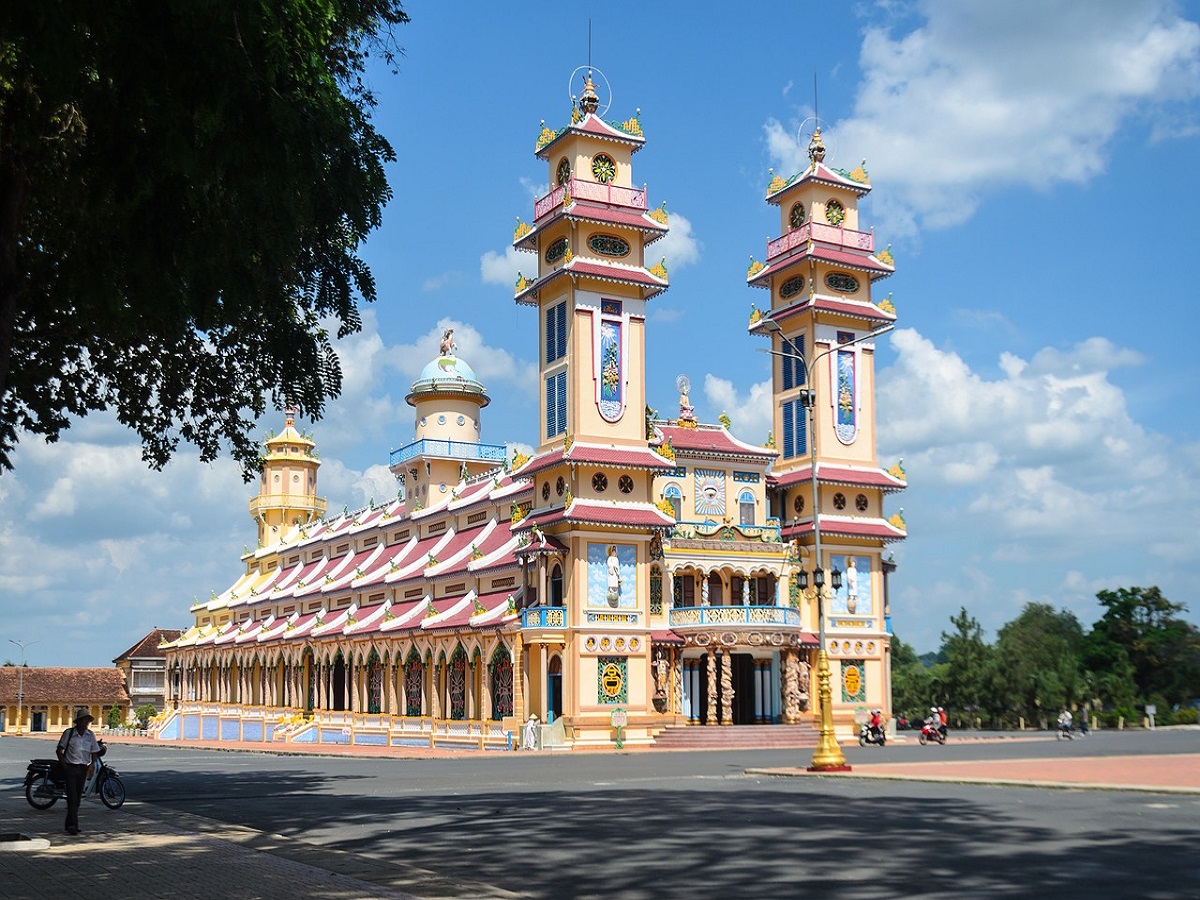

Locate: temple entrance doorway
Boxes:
[695,652,763,725]
[548,655,563,722]
[331,656,347,711]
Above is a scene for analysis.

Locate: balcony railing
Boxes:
[766,221,874,261]
[523,606,568,629]
[669,605,801,629]
[389,439,507,468]
[534,177,648,221]
[249,494,327,515]
[668,519,783,544]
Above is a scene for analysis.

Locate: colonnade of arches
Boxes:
[662,564,782,608]
[169,636,516,722]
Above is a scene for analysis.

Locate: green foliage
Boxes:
[0,1,409,477]
[992,603,1084,724]
[134,704,158,728]
[106,706,123,728]
[896,587,1200,727]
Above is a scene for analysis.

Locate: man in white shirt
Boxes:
[56,710,105,835]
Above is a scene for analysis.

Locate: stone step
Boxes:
[651,724,820,750]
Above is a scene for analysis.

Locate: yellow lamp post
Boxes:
[761,321,893,770]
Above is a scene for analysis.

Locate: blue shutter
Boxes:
[782,353,793,391]
[545,375,557,438]
[797,400,807,455]
[544,305,556,364]
[555,370,567,433]
[555,303,567,360]
[782,401,795,458]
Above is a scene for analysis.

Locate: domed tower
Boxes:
[250,405,326,547]
[389,334,507,513]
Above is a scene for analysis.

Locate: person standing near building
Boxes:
[56,710,105,835]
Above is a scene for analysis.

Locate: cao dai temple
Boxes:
[158,70,907,750]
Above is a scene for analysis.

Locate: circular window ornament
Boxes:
[789,202,806,229]
[793,495,805,515]
[556,157,571,186]
[420,417,427,426]
[556,476,565,496]
[545,237,568,264]
[587,233,630,257]
[591,154,616,184]
[437,414,446,425]
[855,493,868,512]
[825,272,859,294]
[457,415,466,426]
[618,475,634,494]
[439,483,447,493]
[780,275,806,300]
[825,198,846,227]
[592,472,609,493]
[833,492,847,510]
[542,482,551,501]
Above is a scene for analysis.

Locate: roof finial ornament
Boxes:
[579,69,600,115]
[808,126,826,167]
[283,400,297,428]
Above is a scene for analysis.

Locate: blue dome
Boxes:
[416,355,480,384]
[407,354,489,407]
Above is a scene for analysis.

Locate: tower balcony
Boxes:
[248,494,327,517]
[534,177,648,222]
[766,221,874,262]
[389,438,508,469]
[669,605,805,631]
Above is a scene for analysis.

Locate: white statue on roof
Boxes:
[439,328,457,358]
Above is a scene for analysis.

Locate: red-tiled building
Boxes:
[1,667,129,733]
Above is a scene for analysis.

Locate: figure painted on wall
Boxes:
[588,543,635,608]
[831,555,872,615]
[606,545,621,606]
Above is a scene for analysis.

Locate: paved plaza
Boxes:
[3,729,1197,899]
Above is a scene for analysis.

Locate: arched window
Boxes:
[739,490,756,526]
[490,647,514,719]
[550,564,564,605]
[449,647,468,720]
[664,484,682,521]
[707,571,724,605]
[404,650,423,717]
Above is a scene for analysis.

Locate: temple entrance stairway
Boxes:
[650,723,820,750]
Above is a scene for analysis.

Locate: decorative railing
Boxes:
[389,438,507,468]
[668,519,783,543]
[249,494,327,515]
[534,178,648,221]
[523,606,568,628]
[766,221,874,261]
[669,605,802,628]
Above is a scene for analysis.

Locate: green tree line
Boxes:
[892,587,1200,728]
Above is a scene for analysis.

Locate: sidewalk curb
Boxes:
[743,766,1200,794]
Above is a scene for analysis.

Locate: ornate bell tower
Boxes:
[747,126,906,729]
[510,69,676,745]
[250,406,326,548]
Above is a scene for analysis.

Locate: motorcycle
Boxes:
[1057,723,1074,740]
[25,753,126,810]
[917,721,946,745]
[858,723,887,746]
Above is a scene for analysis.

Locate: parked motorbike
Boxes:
[25,753,126,810]
[858,723,887,747]
[917,721,946,745]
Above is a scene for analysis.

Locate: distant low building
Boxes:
[113,628,182,714]
[0,667,130,733]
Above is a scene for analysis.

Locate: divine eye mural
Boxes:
[588,542,636,608]
[830,555,871,615]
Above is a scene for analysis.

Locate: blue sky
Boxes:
[4,0,1200,667]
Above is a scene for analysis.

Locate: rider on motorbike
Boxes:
[1057,707,1073,736]
[868,708,884,740]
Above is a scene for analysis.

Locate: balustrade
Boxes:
[765,221,874,261]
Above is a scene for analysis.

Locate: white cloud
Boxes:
[481,246,527,286]
[654,211,702,272]
[766,0,1200,236]
[702,375,774,447]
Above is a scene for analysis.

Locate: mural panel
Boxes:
[831,555,872,615]
[588,542,636,608]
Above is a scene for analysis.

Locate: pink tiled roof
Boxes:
[515,257,667,305]
[535,113,645,159]
[519,499,674,532]
[767,162,872,202]
[769,464,906,492]
[650,629,685,645]
[654,423,777,461]
[516,203,668,253]
[518,442,676,478]
[321,545,388,594]
[750,246,892,289]
[782,516,906,542]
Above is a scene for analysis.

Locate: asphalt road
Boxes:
[4,731,1198,899]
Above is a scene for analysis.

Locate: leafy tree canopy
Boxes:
[0,1,408,477]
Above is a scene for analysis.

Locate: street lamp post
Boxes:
[8,638,40,735]
[761,320,893,770]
